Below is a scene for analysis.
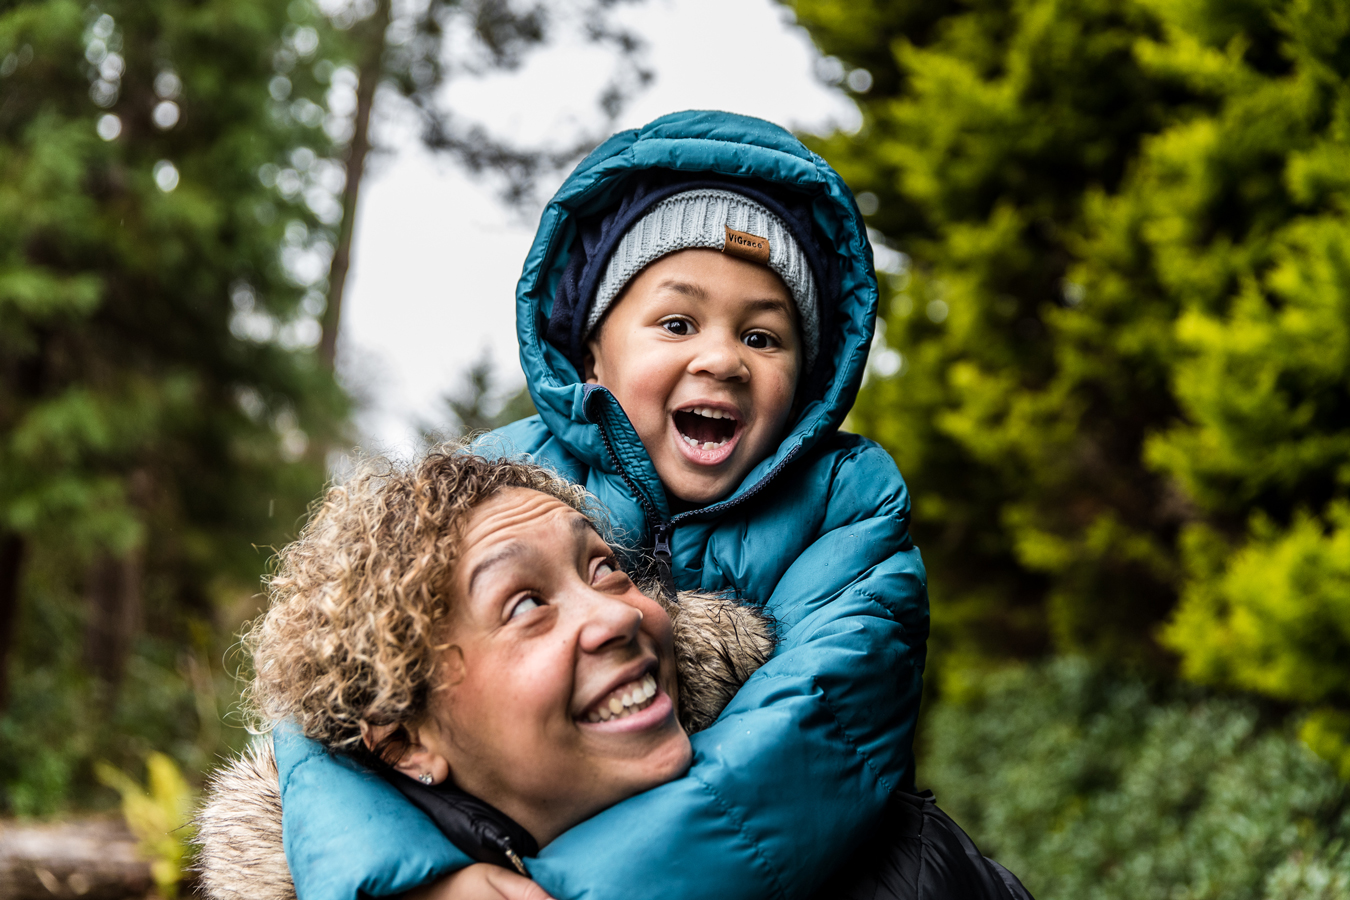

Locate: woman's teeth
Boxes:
[586,673,658,723]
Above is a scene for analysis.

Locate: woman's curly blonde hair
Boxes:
[243,448,597,757]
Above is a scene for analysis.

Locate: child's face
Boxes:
[418,488,691,846]
[585,248,802,504]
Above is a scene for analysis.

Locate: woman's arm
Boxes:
[276,438,926,900]
[528,461,926,899]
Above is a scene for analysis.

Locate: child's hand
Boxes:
[402,864,554,900]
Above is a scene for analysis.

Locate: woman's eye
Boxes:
[593,561,616,582]
[744,331,776,350]
[662,319,691,336]
[510,596,541,619]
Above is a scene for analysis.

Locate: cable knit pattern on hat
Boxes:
[586,189,820,368]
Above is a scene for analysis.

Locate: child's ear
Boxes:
[583,348,600,385]
[360,720,451,787]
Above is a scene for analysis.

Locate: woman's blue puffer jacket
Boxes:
[274,110,929,900]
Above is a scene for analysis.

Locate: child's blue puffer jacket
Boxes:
[274,110,929,900]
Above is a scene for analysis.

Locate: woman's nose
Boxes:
[576,590,643,654]
[688,332,749,381]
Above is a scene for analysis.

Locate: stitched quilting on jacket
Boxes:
[272,110,930,900]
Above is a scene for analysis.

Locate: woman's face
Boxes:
[418,487,691,845]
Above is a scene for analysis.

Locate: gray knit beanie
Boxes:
[585,189,820,368]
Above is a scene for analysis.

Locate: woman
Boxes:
[197,450,1029,900]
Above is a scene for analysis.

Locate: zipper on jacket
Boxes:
[651,521,676,600]
[589,389,803,600]
[591,410,680,600]
[488,833,530,877]
[684,444,802,523]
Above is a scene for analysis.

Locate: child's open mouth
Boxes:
[673,406,740,454]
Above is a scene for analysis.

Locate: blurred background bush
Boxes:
[797,0,1350,890]
[3,0,1349,896]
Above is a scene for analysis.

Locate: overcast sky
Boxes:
[337,0,859,453]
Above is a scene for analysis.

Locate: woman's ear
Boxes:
[360,720,451,786]
[583,348,600,385]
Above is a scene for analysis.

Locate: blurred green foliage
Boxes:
[96,751,195,898]
[925,659,1350,900]
[0,0,642,820]
[0,0,351,814]
[788,0,1350,707]
[419,350,538,446]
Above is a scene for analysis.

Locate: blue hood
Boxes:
[515,110,878,521]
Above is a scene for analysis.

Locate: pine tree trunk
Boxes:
[82,550,143,688]
[319,0,390,370]
[0,533,24,711]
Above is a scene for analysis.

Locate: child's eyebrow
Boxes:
[656,282,792,318]
[743,297,794,317]
[656,279,708,300]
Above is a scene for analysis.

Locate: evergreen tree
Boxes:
[787,0,1350,723]
[0,0,646,815]
[418,351,537,445]
[0,0,349,813]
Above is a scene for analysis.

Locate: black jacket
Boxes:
[812,791,1034,900]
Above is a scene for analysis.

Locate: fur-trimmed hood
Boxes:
[194,590,774,900]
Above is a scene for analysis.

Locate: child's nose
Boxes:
[689,332,750,381]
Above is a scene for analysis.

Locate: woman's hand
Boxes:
[403,864,554,900]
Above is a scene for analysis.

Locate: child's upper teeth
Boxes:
[688,406,728,420]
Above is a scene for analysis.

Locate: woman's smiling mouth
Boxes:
[583,673,658,723]
[578,671,675,734]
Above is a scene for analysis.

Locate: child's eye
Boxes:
[743,331,778,350]
[661,318,692,336]
[509,596,542,619]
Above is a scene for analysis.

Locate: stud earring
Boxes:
[419,772,433,785]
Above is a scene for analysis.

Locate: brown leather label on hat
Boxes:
[723,226,771,265]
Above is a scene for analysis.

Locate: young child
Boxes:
[276,110,929,900]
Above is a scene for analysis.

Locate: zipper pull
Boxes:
[652,522,678,602]
[502,846,529,878]
[490,834,530,877]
